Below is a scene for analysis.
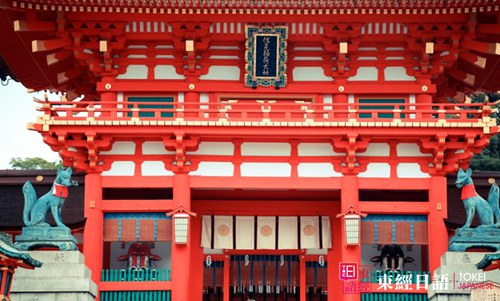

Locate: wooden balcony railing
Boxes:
[35,98,496,126]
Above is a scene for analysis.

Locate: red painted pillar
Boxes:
[190,215,204,301]
[300,254,306,301]
[328,212,343,301]
[184,92,199,119]
[171,173,192,301]
[83,173,103,292]
[341,174,361,301]
[428,175,448,274]
[333,88,348,120]
[223,254,231,301]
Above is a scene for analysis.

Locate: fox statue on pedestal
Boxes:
[22,167,78,229]
[455,168,500,232]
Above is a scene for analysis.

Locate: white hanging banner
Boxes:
[201,215,332,250]
[214,215,233,249]
[278,216,298,250]
[257,216,276,249]
[236,216,255,250]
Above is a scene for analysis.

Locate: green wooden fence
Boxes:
[101,269,170,282]
[361,293,428,301]
[101,290,171,301]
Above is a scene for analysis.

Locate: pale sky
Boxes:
[0,80,60,169]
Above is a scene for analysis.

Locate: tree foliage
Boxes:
[469,93,500,171]
[9,157,62,170]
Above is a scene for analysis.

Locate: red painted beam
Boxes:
[462,39,500,55]
[13,20,56,32]
[32,37,72,52]
[99,281,172,291]
[358,178,430,190]
[459,51,486,69]
[476,23,500,35]
[101,176,173,188]
[46,50,74,66]
[190,176,342,190]
[96,81,437,94]
[359,202,430,214]
[101,200,173,212]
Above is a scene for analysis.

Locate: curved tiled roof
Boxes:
[0,232,42,267]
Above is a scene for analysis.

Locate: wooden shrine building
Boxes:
[0,1,499,301]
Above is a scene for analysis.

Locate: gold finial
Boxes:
[488,178,495,185]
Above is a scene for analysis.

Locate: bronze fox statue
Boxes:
[455,168,500,231]
[23,167,78,229]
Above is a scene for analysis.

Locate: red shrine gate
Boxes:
[0,0,499,300]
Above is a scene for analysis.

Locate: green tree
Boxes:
[469,93,500,171]
[9,157,62,170]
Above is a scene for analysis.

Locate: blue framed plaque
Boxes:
[245,26,288,88]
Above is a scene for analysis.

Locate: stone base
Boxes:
[448,228,500,252]
[428,252,500,301]
[14,226,78,251]
[10,251,97,301]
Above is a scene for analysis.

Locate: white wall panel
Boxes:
[154,65,185,80]
[298,163,341,177]
[241,143,291,156]
[200,66,240,80]
[358,163,391,178]
[397,163,429,178]
[397,143,432,157]
[142,142,176,155]
[101,142,136,155]
[102,162,135,176]
[241,163,291,177]
[190,162,234,177]
[188,142,235,156]
[141,161,173,176]
[117,65,148,79]
[358,143,390,157]
[292,67,331,81]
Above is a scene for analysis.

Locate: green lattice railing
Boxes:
[101,269,170,282]
[362,293,428,301]
[101,291,171,301]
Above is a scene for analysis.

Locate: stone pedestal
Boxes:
[14,227,78,251]
[10,251,97,301]
[428,252,500,301]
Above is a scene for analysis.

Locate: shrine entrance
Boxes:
[229,255,300,301]
[202,253,327,301]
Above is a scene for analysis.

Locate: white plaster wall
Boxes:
[396,143,432,157]
[199,66,240,80]
[397,163,429,178]
[292,67,331,81]
[117,65,148,79]
[187,142,235,156]
[240,163,291,177]
[101,142,136,155]
[102,161,135,176]
[241,143,291,156]
[190,162,234,177]
[348,67,378,81]
[154,65,185,80]
[298,143,342,156]
[141,161,173,176]
[384,67,416,81]
[142,142,176,155]
[358,163,391,178]
[358,143,390,157]
[109,242,172,270]
[298,163,341,177]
